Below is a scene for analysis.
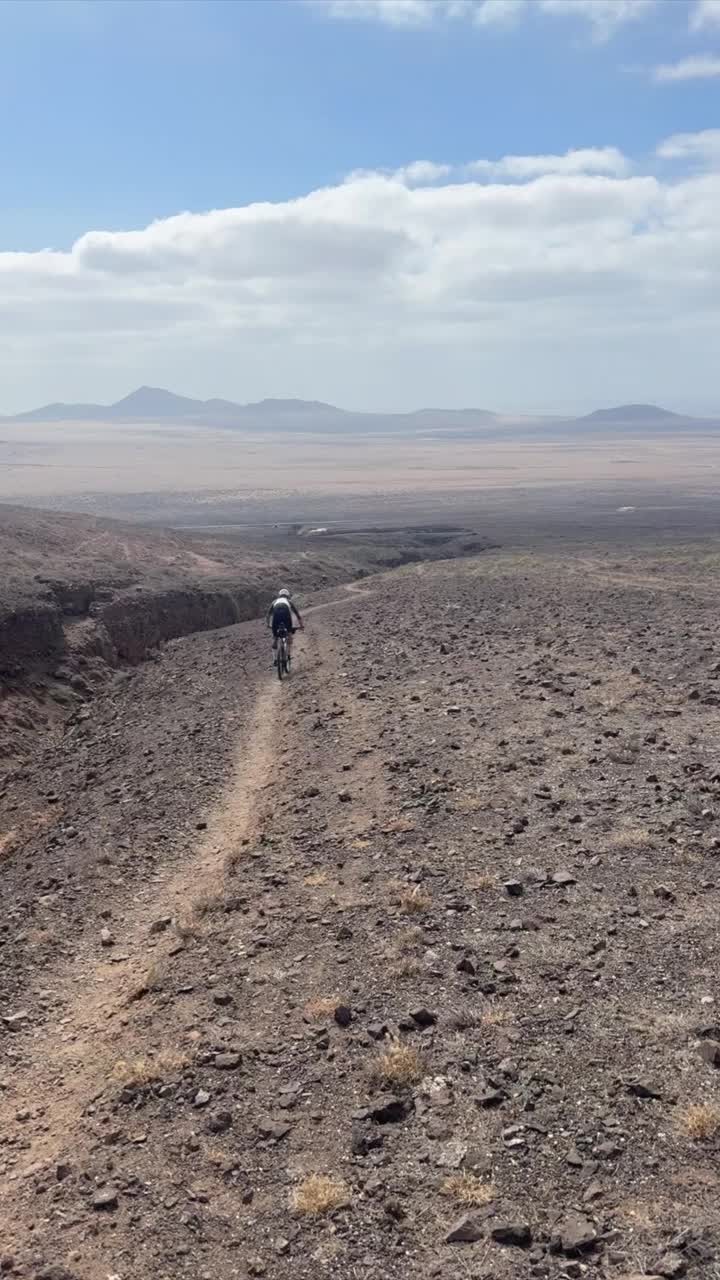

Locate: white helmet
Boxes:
[277,588,291,599]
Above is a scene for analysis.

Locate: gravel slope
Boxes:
[1,550,720,1280]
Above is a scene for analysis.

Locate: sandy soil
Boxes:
[3,419,720,502]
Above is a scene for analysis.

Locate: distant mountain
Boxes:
[9,401,105,423]
[3,386,347,426]
[112,386,208,418]
[1,386,504,433]
[245,398,346,414]
[2,389,714,436]
[577,403,690,425]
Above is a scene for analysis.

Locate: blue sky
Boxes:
[1,0,719,412]
[0,0,716,249]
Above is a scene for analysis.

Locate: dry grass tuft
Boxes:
[676,1102,720,1141]
[398,884,432,915]
[192,890,226,919]
[127,960,165,1002]
[112,1050,189,1087]
[382,817,415,834]
[454,793,483,813]
[373,1042,423,1087]
[304,869,330,887]
[466,871,495,892]
[304,994,342,1020]
[225,848,243,873]
[173,915,202,943]
[387,923,425,977]
[608,826,651,850]
[389,957,422,979]
[478,1002,511,1027]
[441,1172,496,1206]
[394,924,425,954]
[291,1174,351,1215]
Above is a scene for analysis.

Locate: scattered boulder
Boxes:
[410,1007,437,1027]
[445,1213,485,1243]
[92,1188,119,1211]
[553,1213,598,1254]
[205,1110,233,1134]
[213,1052,242,1070]
[351,1127,384,1156]
[258,1119,291,1141]
[551,870,577,887]
[367,1021,389,1041]
[625,1079,663,1100]
[368,1096,413,1124]
[490,1222,532,1247]
[149,915,172,934]
[476,1088,506,1109]
[698,1039,720,1068]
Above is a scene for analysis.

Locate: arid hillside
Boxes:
[0,502,490,769]
[1,543,719,1279]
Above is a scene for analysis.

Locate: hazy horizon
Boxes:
[2,383,718,422]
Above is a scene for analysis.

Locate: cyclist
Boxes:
[266,588,304,662]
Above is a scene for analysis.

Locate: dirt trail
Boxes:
[0,588,386,1232]
[2,550,720,1280]
[0,679,280,1179]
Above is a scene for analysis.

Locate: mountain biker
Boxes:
[266,588,304,660]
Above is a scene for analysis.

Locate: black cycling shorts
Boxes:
[272,605,294,636]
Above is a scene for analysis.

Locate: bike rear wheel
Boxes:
[277,633,290,681]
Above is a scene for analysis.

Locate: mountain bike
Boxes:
[276,625,291,681]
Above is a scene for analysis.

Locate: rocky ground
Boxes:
[2,546,720,1280]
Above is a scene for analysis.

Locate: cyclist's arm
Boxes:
[291,603,304,626]
[266,604,274,627]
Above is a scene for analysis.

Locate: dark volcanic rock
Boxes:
[213,1052,242,1069]
[698,1039,720,1068]
[368,1096,413,1124]
[553,1213,598,1254]
[410,1007,437,1027]
[445,1213,485,1243]
[490,1221,533,1247]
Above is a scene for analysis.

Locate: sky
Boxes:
[0,0,719,415]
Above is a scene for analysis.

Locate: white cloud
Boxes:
[346,159,452,185]
[467,146,630,178]
[690,0,720,28]
[654,53,720,81]
[472,0,525,26]
[317,0,463,25]
[395,160,454,183]
[537,0,655,36]
[1,135,719,414]
[656,128,720,165]
[314,0,655,32]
